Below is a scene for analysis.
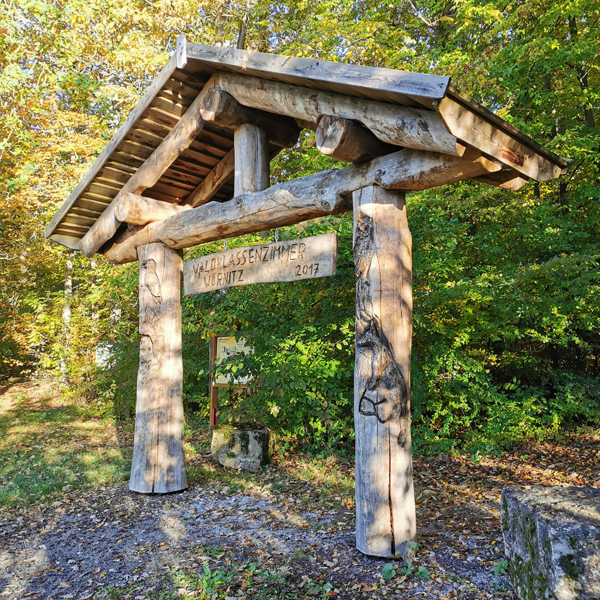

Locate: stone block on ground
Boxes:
[501,485,600,600]
[211,424,274,472]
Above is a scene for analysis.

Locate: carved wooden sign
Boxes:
[184,233,337,295]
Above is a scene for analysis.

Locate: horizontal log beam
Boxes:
[316,115,395,163]
[200,88,300,148]
[103,147,498,265]
[114,193,192,225]
[209,73,463,157]
[78,78,215,258]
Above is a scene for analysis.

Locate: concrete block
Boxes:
[501,486,600,600]
[211,425,274,472]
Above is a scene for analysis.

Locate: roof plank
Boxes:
[185,43,450,107]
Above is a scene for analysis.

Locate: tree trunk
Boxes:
[60,252,73,387]
[353,185,416,557]
[130,242,187,494]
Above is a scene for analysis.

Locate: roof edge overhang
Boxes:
[445,85,569,173]
[44,36,569,247]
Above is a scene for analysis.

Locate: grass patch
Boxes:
[0,381,132,508]
[0,382,355,513]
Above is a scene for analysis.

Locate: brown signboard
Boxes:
[184,233,337,295]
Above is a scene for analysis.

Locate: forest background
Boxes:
[1,0,598,456]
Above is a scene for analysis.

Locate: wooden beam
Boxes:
[447,86,569,171]
[102,147,498,264]
[114,193,192,225]
[353,185,416,557]
[369,146,501,191]
[129,242,187,494]
[316,115,395,163]
[44,54,180,240]
[474,169,529,191]
[185,148,235,207]
[200,88,300,148]
[186,43,450,108]
[235,124,270,196]
[437,97,565,181]
[209,73,463,156]
[78,79,212,258]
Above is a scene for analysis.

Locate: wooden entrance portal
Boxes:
[45,37,567,557]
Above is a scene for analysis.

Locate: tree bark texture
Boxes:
[353,186,416,557]
[129,242,187,494]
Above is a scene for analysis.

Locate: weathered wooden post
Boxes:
[129,242,187,493]
[234,123,270,196]
[353,185,416,557]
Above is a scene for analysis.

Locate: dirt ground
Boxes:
[1,382,599,600]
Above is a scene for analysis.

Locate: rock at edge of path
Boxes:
[501,485,600,600]
[211,425,274,472]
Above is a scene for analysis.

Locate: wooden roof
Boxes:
[45,37,568,250]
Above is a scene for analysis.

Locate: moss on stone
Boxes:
[558,553,582,581]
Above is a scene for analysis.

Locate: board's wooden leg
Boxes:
[353,186,416,557]
[210,384,219,427]
[130,242,187,494]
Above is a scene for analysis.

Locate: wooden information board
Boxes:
[184,233,337,295]
[212,336,252,386]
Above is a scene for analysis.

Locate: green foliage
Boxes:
[381,563,396,580]
[417,565,431,579]
[409,180,600,453]
[172,564,231,599]
[182,216,356,450]
[495,559,509,576]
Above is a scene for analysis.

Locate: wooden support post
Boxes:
[353,185,416,557]
[235,124,270,196]
[210,336,219,427]
[129,242,187,494]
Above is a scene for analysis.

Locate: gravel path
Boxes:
[0,480,512,600]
